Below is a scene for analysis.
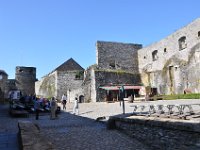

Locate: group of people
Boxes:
[61,94,79,115]
[34,94,79,120]
[34,96,58,120]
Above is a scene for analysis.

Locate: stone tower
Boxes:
[15,66,36,96]
[0,70,8,100]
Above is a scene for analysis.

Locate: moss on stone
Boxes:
[94,69,137,75]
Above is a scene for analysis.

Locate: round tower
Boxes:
[0,70,8,100]
[15,66,36,96]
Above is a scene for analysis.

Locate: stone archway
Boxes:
[79,95,84,103]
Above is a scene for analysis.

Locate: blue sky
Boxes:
[0,0,199,79]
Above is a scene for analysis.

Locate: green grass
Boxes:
[163,93,200,100]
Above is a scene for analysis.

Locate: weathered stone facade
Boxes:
[96,41,142,73]
[35,58,84,101]
[110,116,200,150]
[82,66,96,102]
[96,70,141,102]
[4,79,17,98]
[138,18,200,94]
[0,70,8,100]
[15,66,36,96]
[35,72,56,98]
[84,68,142,102]
[83,41,142,102]
[0,67,36,100]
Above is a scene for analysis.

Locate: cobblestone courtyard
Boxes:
[0,99,200,150]
[0,101,150,150]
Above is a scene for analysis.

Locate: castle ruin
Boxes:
[83,41,142,102]
[1,18,200,102]
[138,18,200,95]
[0,66,36,101]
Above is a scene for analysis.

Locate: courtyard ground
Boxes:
[0,99,200,149]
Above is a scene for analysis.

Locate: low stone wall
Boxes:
[108,116,200,150]
[18,121,54,150]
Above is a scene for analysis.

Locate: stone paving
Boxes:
[65,99,200,120]
[0,99,200,150]
[39,113,148,150]
[0,102,150,150]
[0,104,19,150]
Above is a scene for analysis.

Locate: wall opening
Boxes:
[75,71,84,80]
[178,36,187,50]
[79,95,84,103]
[169,66,175,94]
[152,50,158,61]
[109,60,116,69]
[164,48,167,53]
[198,31,200,38]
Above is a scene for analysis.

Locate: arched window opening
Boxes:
[152,50,158,61]
[164,48,167,53]
[198,31,200,38]
[178,36,187,50]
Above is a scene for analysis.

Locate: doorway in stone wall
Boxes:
[169,66,175,94]
[79,95,84,103]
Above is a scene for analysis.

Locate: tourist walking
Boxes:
[73,97,79,115]
[50,97,57,119]
[34,98,40,120]
[61,94,67,110]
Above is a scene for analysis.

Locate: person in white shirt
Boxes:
[61,94,67,110]
[73,97,79,115]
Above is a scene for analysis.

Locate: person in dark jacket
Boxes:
[34,98,40,120]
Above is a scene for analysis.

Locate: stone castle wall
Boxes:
[110,116,200,149]
[96,41,142,73]
[0,72,8,99]
[35,70,84,101]
[15,66,36,96]
[57,70,84,101]
[4,79,17,98]
[95,70,141,102]
[83,67,95,102]
[138,18,200,94]
[85,41,143,102]
[83,65,141,102]
[35,72,56,98]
